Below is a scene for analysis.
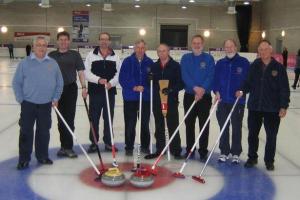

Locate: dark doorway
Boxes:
[160,25,188,48]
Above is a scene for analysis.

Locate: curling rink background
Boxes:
[0,58,300,200]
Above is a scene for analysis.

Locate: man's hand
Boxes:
[193,86,205,101]
[214,92,221,104]
[105,82,112,90]
[279,108,287,118]
[52,101,58,107]
[133,85,144,92]
[98,78,107,85]
[82,88,88,99]
[235,90,243,98]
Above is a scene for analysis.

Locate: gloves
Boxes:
[162,88,172,95]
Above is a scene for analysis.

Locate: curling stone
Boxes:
[101,167,126,187]
[130,168,154,188]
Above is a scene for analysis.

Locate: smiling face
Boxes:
[258,41,272,61]
[57,35,70,52]
[99,33,111,50]
[224,40,237,58]
[191,36,204,55]
[134,41,146,60]
[157,44,169,61]
[33,37,48,59]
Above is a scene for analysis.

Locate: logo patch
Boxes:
[236,67,242,74]
[271,70,278,77]
[200,62,206,69]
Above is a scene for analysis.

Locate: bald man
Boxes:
[242,40,290,171]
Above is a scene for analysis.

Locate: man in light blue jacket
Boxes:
[12,36,64,170]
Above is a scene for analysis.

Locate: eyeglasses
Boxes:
[35,44,48,48]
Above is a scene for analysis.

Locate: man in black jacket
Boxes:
[144,44,184,159]
[243,40,290,171]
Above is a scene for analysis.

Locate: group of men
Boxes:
[12,31,290,172]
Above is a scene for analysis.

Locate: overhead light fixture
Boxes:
[204,30,210,38]
[38,0,52,8]
[86,3,91,7]
[243,1,250,5]
[1,26,8,33]
[57,27,64,33]
[134,4,141,8]
[262,31,266,39]
[189,0,195,3]
[134,0,140,1]
[181,5,187,9]
[139,28,146,36]
[103,3,113,11]
[227,0,236,14]
[281,30,285,37]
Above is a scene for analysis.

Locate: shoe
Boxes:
[17,161,29,170]
[141,148,150,154]
[87,144,97,153]
[231,155,240,164]
[105,144,118,152]
[144,152,160,160]
[173,154,184,160]
[244,158,258,168]
[265,162,275,171]
[291,85,296,90]
[218,154,228,163]
[57,148,78,158]
[38,158,53,165]
[200,154,208,162]
[125,150,133,156]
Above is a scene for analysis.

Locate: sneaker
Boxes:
[37,158,53,165]
[265,162,275,171]
[57,148,78,158]
[144,152,160,160]
[125,150,133,156]
[231,155,240,164]
[105,144,118,152]
[87,144,97,153]
[17,161,29,170]
[244,158,258,168]
[218,154,228,163]
[291,85,296,90]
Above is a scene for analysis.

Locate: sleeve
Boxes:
[52,63,64,102]
[12,61,24,104]
[109,55,121,87]
[180,55,196,90]
[119,58,137,90]
[279,65,290,109]
[170,62,184,93]
[201,56,215,91]
[84,52,100,84]
[212,61,221,93]
[241,63,254,94]
[239,59,250,90]
[75,51,85,71]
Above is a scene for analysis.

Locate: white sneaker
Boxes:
[218,154,228,163]
[232,155,240,164]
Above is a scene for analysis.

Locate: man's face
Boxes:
[258,42,272,60]
[134,42,146,59]
[57,35,70,51]
[99,33,111,49]
[157,44,169,61]
[224,40,237,58]
[34,39,48,59]
[191,37,204,55]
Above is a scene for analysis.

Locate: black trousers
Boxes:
[124,101,150,151]
[89,92,115,145]
[9,49,14,59]
[183,93,212,157]
[18,101,52,162]
[292,69,300,87]
[247,110,280,164]
[56,82,78,150]
[216,102,245,156]
[153,101,182,155]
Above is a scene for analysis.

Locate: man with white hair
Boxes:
[243,40,290,171]
[12,37,64,170]
[213,39,250,164]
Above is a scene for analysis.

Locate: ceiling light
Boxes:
[1,26,8,33]
[189,0,195,3]
[204,30,210,38]
[139,28,146,36]
[135,0,140,1]
[262,31,266,39]
[243,1,250,5]
[281,30,285,37]
[86,3,91,7]
[181,5,187,9]
[134,4,140,8]
[57,27,64,33]
[38,0,52,8]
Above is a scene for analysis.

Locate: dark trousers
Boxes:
[183,93,212,156]
[9,49,14,59]
[89,93,115,145]
[124,101,150,151]
[216,102,245,156]
[18,101,52,162]
[247,110,280,164]
[56,82,78,149]
[292,69,300,87]
[153,101,182,155]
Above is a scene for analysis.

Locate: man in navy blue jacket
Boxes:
[243,40,290,171]
[144,44,184,160]
[213,39,250,164]
[119,39,154,156]
[180,35,215,160]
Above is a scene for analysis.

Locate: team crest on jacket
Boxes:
[236,67,242,74]
[271,70,278,77]
[200,62,206,69]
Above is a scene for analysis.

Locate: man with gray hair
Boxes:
[119,39,154,156]
[12,36,64,170]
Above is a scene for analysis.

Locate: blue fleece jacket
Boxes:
[180,52,215,94]
[119,53,154,101]
[12,53,64,104]
[213,54,250,105]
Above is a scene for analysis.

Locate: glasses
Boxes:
[35,44,48,48]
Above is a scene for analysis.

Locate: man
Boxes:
[282,47,288,68]
[243,40,290,171]
[144,44,184,160]
[180,35,215,161]
[84,32,120,153]
[12,36,64,170]
[213,39,250,164]
[49,31,87,158]
[119,39,154,156]
[8,43,14,59]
